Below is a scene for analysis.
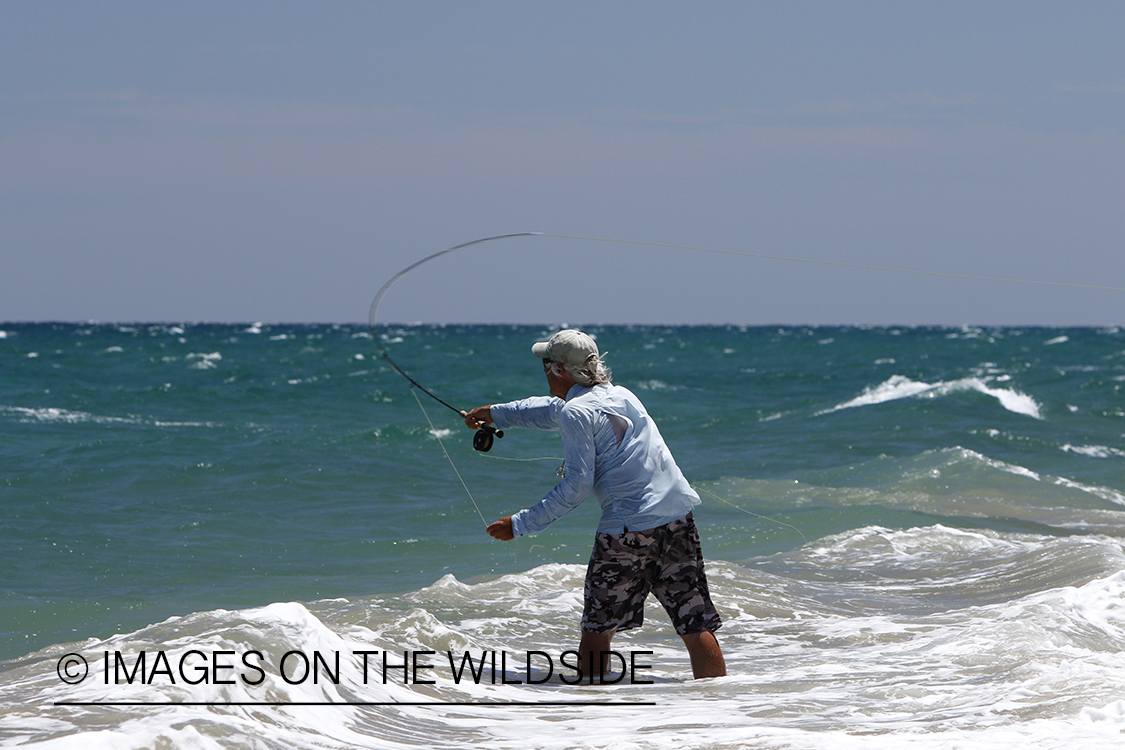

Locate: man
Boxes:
[463,329,726,679]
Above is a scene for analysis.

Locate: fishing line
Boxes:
[410,388,488,526]
[691,484,807,543]
[477,454,565,463]
[472,456,802,540]
[371,231,1119,537]
[537,233,1125,293]
[368,234,537,452]
[371,231,1124,435]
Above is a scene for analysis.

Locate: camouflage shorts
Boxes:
[581,512,722,636]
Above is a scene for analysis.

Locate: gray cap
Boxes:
[531,329,599,368]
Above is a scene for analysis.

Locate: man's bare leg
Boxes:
[681,630,726,679]
[578,629,616,680]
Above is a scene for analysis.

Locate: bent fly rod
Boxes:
[370,230,1125,450]
[367,233,545,451]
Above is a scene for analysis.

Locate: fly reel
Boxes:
[472,423,504,452]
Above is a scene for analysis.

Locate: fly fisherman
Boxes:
[463,329,726,680]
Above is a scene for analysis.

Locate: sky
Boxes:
[2,1,1123,326]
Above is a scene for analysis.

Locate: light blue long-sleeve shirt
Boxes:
[490,383,699,536]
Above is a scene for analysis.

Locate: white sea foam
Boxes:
[933,378,1044,418]
[0,405,137,425]
[1082,699,1125,723]
[821,374,935,411]
[1044,335,1069,345]
[820,375,1042,419]
[955,447,1043,480]
[1061,444,1125,459]
[635,380,678,391]
[186,352,222,370]
[0,405,213,430]
[1050,476,1125,507]
[4,560,1125,750]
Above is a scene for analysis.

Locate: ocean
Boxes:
[2,322,1124,749]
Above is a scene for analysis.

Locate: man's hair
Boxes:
[547,354,612,386]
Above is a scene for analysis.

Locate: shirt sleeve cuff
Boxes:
[490,403,515,430]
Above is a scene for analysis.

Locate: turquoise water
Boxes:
[2,323,1124,748]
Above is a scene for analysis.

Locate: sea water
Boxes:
[1,323,1124,748]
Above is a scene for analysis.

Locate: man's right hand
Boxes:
[487,516,515,541]
[463,405,493,429]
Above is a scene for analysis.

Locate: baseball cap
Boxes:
[531,329,599,367]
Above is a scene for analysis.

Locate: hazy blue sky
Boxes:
[2,1,1123,325]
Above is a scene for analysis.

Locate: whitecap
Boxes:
[635,380,677,391]
[1,405,214,430]
[0,405,137,425]
[931,446,1042,481]
[818,375,937,413]
[820,375,1042,419]
[1044,335,1069,345]
[1061,444,1125,459]
[186,352,222,370]
[1050,476,1125,507]
[944,378,1042,419]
